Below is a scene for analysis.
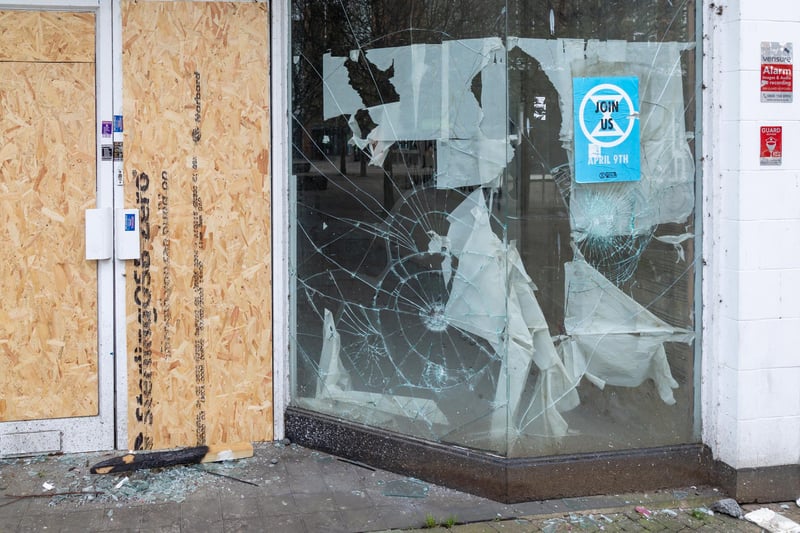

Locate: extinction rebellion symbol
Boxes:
[578,83,637,148]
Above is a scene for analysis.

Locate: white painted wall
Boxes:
[703,0,800,469]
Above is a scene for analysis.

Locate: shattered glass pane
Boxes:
[381,478,430,498]
[290,0,699,458]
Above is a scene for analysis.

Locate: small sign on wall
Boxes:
[760,126,782,166]
[761,42,793,103]
[573,76,641,183]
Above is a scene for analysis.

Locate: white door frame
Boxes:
[0,0,116,455]
[270,0,291,441]
[110,0,128,452]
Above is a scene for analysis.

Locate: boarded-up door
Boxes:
[122,1,272,450]
[0,6,115,455]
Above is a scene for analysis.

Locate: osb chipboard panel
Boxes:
[0,11,94,63]
[0,61,98,421]
[122,0,272,450]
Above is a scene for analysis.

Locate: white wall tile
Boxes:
[719,219,800,272]
[737,318,800,370]
[719,364,741,420]
[737,171,800,221]
[735,269,782,320]
[718,120,800,172]
[724,219,764,270]
[743,122,800,171]
[718,316,742,370]
[712,413,740,466]
[719,219,741,269]
[727,120,800,170]
[753,224,800,270]
[738,21,800,70]
[718,171,741,220]
[736,416,800,468]
[718,20,743,74]
[719,0,741,25]
[718,119,743,172]
[779,269,800,318]
[719,267,742,320]
[740,1,800,24]
[737,120,764,171]
[770,124,800,170]
[738,368,800,420]
[718,68,742,122]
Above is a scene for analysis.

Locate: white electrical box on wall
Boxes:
[115,208,140,260]
[85,208,113,260]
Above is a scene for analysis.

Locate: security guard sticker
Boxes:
[760,126,782,166]
[573,77,640,183]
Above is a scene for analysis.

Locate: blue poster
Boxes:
[573,77,640,183]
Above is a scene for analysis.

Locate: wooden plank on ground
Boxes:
[90,442,254,474]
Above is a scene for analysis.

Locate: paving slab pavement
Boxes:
[1,441,798,532]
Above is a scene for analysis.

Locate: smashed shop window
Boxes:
[290,0,698,457]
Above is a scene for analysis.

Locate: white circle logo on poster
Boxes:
[578,83,637,148]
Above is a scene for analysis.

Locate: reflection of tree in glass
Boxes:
[291,0,509,159]
[511,0,694,42]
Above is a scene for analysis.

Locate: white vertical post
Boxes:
[271,0,292,441]
[111,0,128,450]
[93,0,116,453]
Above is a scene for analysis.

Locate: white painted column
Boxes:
[271,0,292,441]
[703,0,800,469]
